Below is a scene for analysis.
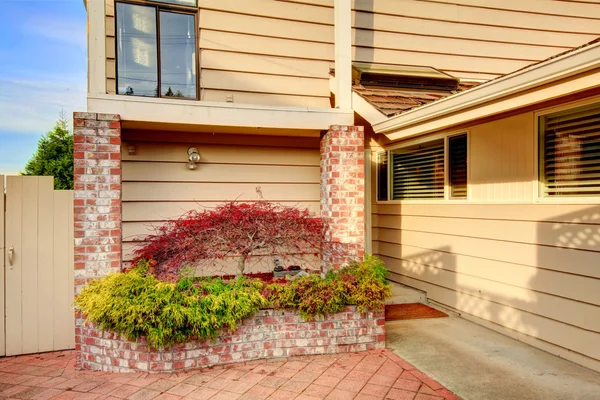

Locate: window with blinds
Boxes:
[377,151,388,201]
[540,102,600,197]
[391,139,445,199]
[449,134,468,199]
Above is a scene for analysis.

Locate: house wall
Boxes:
[348,0,600,81]
[104,0,334,107]
[103,0,600,106]
[371,108,600,372]
[121,131,321,274]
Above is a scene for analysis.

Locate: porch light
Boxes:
[187,147,200,169]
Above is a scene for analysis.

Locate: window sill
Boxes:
[375,199,600,206]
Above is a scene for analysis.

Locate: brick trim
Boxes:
[320,125,365,271]
[79,307,385,372]
[73,112,122,367]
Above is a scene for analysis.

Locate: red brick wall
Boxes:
[320,125,365,270]
[73,112,122,367]
[79,307,385,373]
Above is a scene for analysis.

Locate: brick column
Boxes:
[73,112,122,367]
[320,125,365,271]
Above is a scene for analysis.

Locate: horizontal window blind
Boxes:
[391,139,444,199]
[449,134,468,199]
[541,102,600,197]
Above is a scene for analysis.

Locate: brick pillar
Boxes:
[320,125,365,272]
[73,112,122,367]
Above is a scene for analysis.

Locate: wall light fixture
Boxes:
[187,147,200,170]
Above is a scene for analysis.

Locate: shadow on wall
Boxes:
[390,204,600,370]
[355,2,375,64]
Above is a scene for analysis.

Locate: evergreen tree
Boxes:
[22,111,74,190]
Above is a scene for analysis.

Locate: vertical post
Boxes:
[320,125,365,271]
[0,176,5,356]
[73,112,121,368]
[87,0,107,96]
[334,0,352,109]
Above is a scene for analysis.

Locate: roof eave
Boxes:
[374,41,600,140]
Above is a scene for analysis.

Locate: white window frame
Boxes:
[534,95,600,204]
[376,129,470,204]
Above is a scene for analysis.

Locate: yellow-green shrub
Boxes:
[75,261,266,348]
[76,256,390,347]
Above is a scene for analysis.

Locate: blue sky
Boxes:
[0,0,87,174]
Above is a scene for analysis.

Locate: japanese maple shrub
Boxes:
[133,202,326,281]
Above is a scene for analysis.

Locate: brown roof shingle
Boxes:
[353,81,480,117]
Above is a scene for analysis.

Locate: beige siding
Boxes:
[121,131,321,273]
[104,0,599,100]
[470,113,536,201]
[373,108,600,372]
[375,204,600,371]
[354,0,600,80]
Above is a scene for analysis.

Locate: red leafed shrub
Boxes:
[132,202,326,281]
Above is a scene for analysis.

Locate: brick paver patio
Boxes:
[0,349,460,400]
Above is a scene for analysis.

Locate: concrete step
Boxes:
[385,281,427,305]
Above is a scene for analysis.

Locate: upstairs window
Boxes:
[391,139,445,200]
[116,2,197,98]
[540,102,600,197]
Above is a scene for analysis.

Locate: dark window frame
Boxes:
[376,151,388,201]
[448,133,468,199]
[376,132,469,202]
[114,0,199,100]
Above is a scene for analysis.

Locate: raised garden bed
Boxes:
[75,203,390,372]
[78,307,385,373]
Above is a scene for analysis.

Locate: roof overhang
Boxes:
[374,41,600,142]
[87,94,354,133]
[328,76,388,125]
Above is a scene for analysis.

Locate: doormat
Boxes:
[385,303,448,321]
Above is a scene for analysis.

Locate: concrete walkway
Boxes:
[386,316,600,400]
[0,349,459,400]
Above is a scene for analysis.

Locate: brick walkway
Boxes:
[0,349,460,400]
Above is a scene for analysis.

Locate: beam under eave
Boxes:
[87,94,354,131]
[334,0,352,110]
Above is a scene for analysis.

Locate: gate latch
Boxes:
[8,245,14,267]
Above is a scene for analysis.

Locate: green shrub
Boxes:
[76,256,390,347]
[75,261,266,348]
[264,255,390,319]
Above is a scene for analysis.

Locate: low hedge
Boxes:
[75,256,390,348]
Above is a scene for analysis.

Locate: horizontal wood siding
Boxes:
[121,132,321,274]
[470,113,536,201]
[104,0,599,98]
[372,106,600,372]
[281,0,599,81]
[375,204,600,369]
